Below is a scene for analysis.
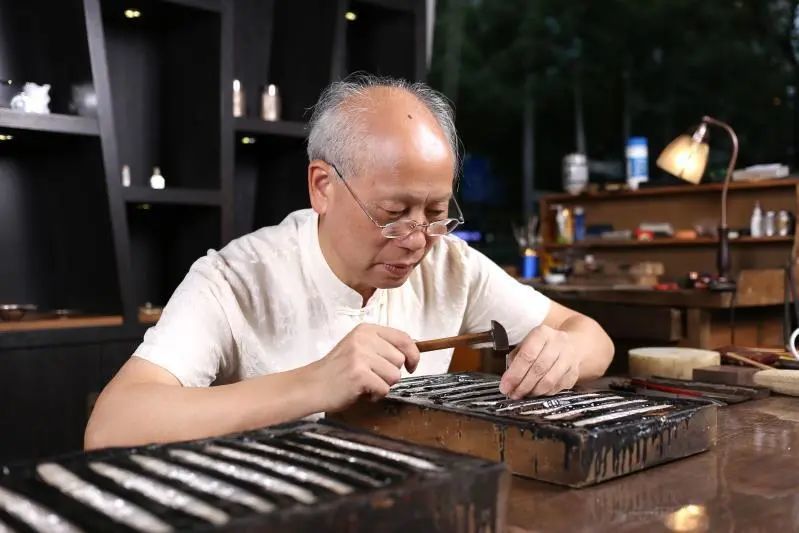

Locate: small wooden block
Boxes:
[693,365,759,386]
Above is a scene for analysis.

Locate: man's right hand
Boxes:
[307,323,420,413]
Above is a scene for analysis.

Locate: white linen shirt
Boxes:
[133,209,551,386]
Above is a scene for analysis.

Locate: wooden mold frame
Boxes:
[332,372,718,488]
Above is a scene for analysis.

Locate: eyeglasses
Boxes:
[329,163,465,239]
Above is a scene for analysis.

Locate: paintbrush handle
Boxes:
[726,352,773,371]
[416,331,492,353]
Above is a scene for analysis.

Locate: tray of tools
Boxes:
[332,372,717,488]
[0,421,508,532]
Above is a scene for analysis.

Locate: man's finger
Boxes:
[376,327,420,373]
[368,352,403,387]
[499,329,548,395]
[510,344,560,399]
[360,369,392,402]
[531,357,571,396]
[372,336,406,367]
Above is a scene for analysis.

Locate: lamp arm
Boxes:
[702,115,739,228]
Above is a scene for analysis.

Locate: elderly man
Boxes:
[85,76,613,449]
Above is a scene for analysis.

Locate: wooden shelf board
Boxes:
[543,178,799,203]
[0,315,123,333]
[162,0,222,12]
[544,236,794,250]
[139,315,160,325]
[122,187,222,206]
[353,0,418,11]
[0,109,99,136]
[235,117,307,138]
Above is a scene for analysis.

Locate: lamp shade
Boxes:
[655,134,709,184]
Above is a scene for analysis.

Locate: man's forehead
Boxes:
[366,180,453,204]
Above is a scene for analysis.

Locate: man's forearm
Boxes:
[559,314,614,380]
[85,364,325,450]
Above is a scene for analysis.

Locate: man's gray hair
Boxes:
[307,74,460,179]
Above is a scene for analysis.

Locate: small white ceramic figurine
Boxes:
[10,82,51,114]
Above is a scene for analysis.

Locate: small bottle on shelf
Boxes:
[260,83,281,121]
[555,205,574,244]
[764,210,776,237]
[573,206,586,241]
[149,166,165,190]
[750,202,763,238]
[778,210,792,237]
[121,164,131,188]
[232,79,245,118]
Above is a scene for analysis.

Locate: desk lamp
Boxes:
[656,115,739,292]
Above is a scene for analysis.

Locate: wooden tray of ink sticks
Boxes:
[332,372,718,487]
[0,421,509,532]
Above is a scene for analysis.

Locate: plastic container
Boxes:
[626,137,648,190]
[573,206,586,241]
[522,248,539,279]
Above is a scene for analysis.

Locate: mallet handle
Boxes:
[416,331,492,353]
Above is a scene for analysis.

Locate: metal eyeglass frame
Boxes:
[329,163,465,239]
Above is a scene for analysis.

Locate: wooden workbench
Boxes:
[507,396,799,531]
[523,276,787,352]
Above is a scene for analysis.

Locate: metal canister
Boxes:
[522,248,539,279]
[260,83,281,121]
[562,153,588,195]
[764,210,776,237]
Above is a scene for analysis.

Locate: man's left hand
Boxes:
[499,325,581,399]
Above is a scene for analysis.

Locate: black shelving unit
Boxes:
[235,117,307,138]
[229,0,426,240]
[0,0,426,463]
[127,203,221,310]
[122,186,222,206]
[0,109,99,136]
[345,0,424,80]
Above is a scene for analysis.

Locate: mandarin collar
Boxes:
[299,211,385,312]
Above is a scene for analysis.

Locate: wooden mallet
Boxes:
[416,320,510,354]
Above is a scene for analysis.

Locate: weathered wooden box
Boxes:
[332,372,717,488]
[0,421,509,532]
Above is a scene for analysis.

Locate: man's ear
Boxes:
[308,160,334,215]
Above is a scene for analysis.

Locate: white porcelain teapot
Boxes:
[10,82,51,114]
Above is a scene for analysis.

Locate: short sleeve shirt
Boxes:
[133,209,551,386]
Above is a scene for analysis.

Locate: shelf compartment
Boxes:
[234,134,309,236]
[0,0,94,115]
[0,134,122,315]
[233,0,337,123]
[346,0,419,78]
[102,0,222,189]
[122,186,221,206]
[127,203,221,311]
[0,110,99,136]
